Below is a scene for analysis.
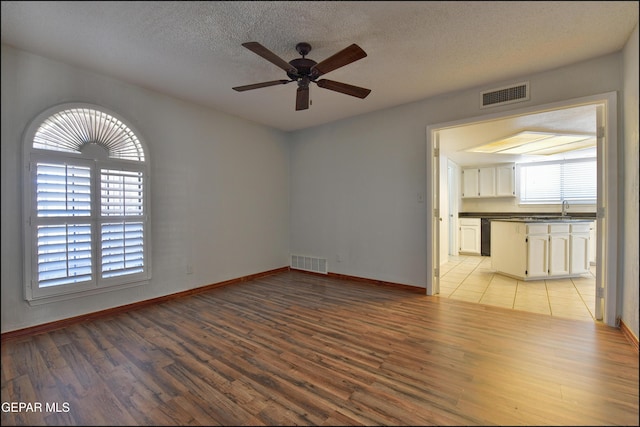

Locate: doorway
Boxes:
[426,92,618,327]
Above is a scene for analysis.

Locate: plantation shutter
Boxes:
[35,162,93,287]
[100,169,145,278]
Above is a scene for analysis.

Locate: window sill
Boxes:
[27,280,148,306]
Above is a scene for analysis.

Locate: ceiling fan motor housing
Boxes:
[288,58,318,85]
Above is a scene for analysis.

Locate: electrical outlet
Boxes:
[417,192,424,203]
[186,264,193,274]
[336,254,343,263]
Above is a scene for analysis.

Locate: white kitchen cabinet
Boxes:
[527,233,549,278]
[478,167,496,197]
[570,223,591,274]
[461,163,515,198]
[496,164,516,197]
[459,218,481,254]
[492,220,592,280]
[548,224,570,276]
[461,167,479,198]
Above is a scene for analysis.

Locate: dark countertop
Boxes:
[459,212,596,220]
[491,217,594,223]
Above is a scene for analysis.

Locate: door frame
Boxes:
[425,92,618,327]
[447,160,459,257]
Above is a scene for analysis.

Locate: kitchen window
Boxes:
[23,104,150,303]
[518,157,597,204]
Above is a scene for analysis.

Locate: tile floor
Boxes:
[439,255,597,322]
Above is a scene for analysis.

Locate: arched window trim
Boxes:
[23,103,151,304]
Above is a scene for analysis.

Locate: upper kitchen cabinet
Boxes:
[461,163,515,198]
[495,164,516,197]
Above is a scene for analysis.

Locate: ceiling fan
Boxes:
[233,41,371,111]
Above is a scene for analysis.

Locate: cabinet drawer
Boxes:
[459,218,481,226]
[527,224,548,235]
[549,223,570,233]
[570,223,591,233]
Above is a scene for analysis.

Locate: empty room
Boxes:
[1,2,639,426]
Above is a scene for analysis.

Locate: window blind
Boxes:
[519,158,596,204]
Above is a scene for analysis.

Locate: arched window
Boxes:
[23,103,150,302]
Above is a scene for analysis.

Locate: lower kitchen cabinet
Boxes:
[491,220,591,280]
[570,223,591,274]
[459,218,481,255]
[526,233,549,278]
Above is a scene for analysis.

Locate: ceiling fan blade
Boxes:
[316,79,371,99]
[311,44,367,76]
[232,80,291,92]
[296,87,309,111]
[242,42,297,74]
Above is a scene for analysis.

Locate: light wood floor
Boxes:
[440,255,597,321]
[2,270,638,426]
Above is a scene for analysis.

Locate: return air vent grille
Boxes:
[480,82,529,108]
[291,255,328,274]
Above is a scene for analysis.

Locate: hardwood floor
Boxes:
[2,270,638,426]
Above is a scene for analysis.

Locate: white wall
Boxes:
[289,102,429,286]
[289,52,625,290]
[1,45,290,333]
[621,23,639,340]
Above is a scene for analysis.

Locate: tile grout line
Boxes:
[442,255,597,322]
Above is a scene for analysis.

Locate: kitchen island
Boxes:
[491,218,593,280]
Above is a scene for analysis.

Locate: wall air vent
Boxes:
[480,82,530,108]
[291,254,328,274]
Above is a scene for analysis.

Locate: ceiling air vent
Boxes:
[480,82,529,108]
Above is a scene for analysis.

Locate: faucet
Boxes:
[562,200,570,217]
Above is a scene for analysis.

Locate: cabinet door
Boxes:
[478,167,496,197]
[527,234,548,278]
[462,168,479,198]
[496,165,515,197]
[570,233,590,274]
[459,224,481,254]
[549,234,570,276]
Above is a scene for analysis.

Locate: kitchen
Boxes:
[435,101,599,321]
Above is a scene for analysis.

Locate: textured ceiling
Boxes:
[1,1,638,132]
